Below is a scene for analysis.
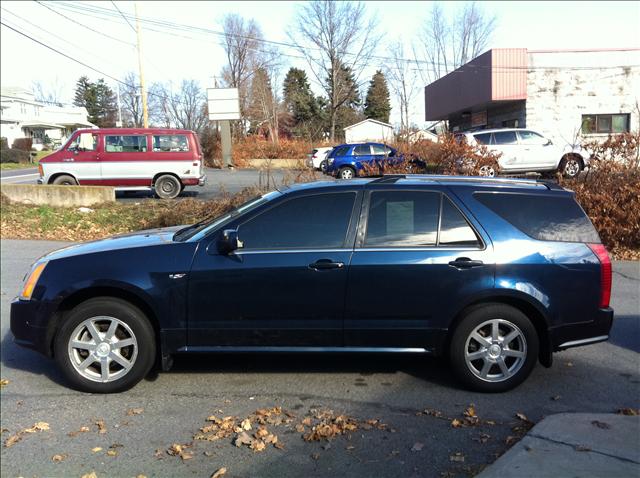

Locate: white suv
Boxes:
[456,128,590,178]
[306,147,333,173]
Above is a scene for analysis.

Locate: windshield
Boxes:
[175,190,282,242]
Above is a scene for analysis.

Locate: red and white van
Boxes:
[38,128,206,199]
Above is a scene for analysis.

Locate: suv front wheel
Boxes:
[338,166,356,180]
[449,303,539,392]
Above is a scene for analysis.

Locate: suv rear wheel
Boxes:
[560,155,582,178]
[54,297,156,393]
[449,304,539,392]
[338,166,356,180]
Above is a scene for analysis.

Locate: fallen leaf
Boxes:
[451,419,462,428]
[617,408,639,416]
[4,434,21,448]
[505,436,519,445]
[240,418,252,430]
[450,452,465,462]
[250,440,266,452]
[411,442,424,452]
[109,443,124,449]
[591,420,611,429]
[274,441,285,450]
[52,453,67,462]
[95,419,107,434]
[464,406,476,418]
[203,451,215,457]
[68,426,91,437]
[211,468,227,478]
[106,450,118,457]
[81,472,97,478]
[91,447,103,453]
[515,413,531,423]
[154,448,164,459]
[136,475,147,478]
[295,424,305,433]
[25,422,50,433]
[127,408,144,416]
[255,426,269,439]
[235,432,253,447]
[167,443,193,461]
[0,379,9,387]
[311,452,320,460]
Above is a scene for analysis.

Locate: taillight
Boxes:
[588,243,612,308]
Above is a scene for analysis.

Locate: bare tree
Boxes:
[120,72,143,127]
[150,80,207,133]
[248,67,280,143]
[32,79,64,106]
[415,1,496,84]
[219,14,279,136]
[288,1,382,141]
[385,41,420,137]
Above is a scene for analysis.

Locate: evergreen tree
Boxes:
[73,76,92,107]
[73,77,117,127]
[364,70,391,123]
[282,67,326,140]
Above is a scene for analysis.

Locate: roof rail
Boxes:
[370,174,406,184]
[536,179,565,191]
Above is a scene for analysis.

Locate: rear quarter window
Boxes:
[474,192,600,243]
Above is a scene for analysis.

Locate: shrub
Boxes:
[12,137,33,151]
[0,149,29,163]
[1,137,8,150]
[558,132,640,253]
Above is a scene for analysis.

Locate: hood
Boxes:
[39,226,183,262]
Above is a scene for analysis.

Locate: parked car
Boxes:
[325,142,403,179]
[307,147,333,173]
[455,128,590,178]
[11,174,613,393]
[37,128,206,199]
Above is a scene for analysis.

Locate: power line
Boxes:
[110,0,136,34]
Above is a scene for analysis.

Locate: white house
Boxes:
[0,87,96,149]
[344,119,394,143]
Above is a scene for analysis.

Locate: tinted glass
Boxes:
[612,114,629,133]
[517,131,546,145]
[371,144,386,155]
[597,116,612,133]
[440,197,481,247]
[239,193,356,249]
[492,131,518,145]
[475,193,600,243]
[153,135,189,152]
[105,135,147,153]
[333,146,350,157]
[365,191,440,247]
[354,145,371,156]
[474,133,491,145]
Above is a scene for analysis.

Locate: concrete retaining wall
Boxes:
[1,184,115,207]
[246,158,305,169]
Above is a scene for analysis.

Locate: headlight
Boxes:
[328,158,335,165]
[20,261,47,300]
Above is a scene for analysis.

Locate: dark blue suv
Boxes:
[325,142,402,179]
[11,175,613,393]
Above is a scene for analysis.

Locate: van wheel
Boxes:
[54,297,156,393]
[338,167,356,180]
[52,175,77,185]
[449,304,538,392]
[154,174,181,199]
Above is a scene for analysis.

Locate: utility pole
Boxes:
[115,84,123,127]
[135,2,149,128]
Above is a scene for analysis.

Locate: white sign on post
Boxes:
[207,88,241,121]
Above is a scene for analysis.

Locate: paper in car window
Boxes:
[386,201,414,236]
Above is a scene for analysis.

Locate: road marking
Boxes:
[0,173,39,181]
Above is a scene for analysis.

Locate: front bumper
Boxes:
[37,178,44,184]
[198,174,207,186]
[551,307,614,351]
[10,298,52,356]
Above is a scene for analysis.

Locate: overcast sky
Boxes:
[1,1,639,127]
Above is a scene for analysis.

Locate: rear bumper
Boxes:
[550,307,614,351]
[182,174,207,187]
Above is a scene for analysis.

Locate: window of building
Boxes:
[502,119,519,128]
[152,135,189,152]
[582,114,630,134]
[20,103,27,114]
[105,135,148,153]
[238,193,356,250]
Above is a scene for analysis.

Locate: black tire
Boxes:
[52,174,77,185]
[54,297,156,393]
[338,166,356,180]
[319,160,328,174]
[449,303,539,393]
[154,174,181,199]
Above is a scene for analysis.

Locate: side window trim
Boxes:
[355,189,485,250]
[234,190,363,252]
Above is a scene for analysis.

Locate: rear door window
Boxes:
[354,145,371,156]
[492,131,518,145]
[473,133,492,145]
[439,196,482,247]
[152,135,190,152]
[105,135,148,153]
[475,192,600,243]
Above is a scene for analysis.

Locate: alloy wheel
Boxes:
[67,316,138,383]
[478,165,496,177]
[464,319,527,383]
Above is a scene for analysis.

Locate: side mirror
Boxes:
[217,229,243,254]
[545,139,553,146]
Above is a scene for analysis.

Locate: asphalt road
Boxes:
[0,167,304,202]
[1,240,638,478]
